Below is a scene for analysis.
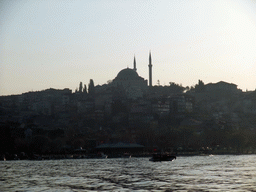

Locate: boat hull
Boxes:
[149,154,176,162]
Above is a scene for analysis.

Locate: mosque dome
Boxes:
[111,55,150,93]
[116,68,138,80]
[112,67,147,92]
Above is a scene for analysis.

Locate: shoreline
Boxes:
[2,151,256,161]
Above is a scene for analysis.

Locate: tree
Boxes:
[79,82,83,93]
[83,84,87,94]
[195,80,205,93]
[169,82,185,94]
[88,79,95,95]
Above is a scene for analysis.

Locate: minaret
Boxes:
[133,55,137,72]
[148,51,153,87]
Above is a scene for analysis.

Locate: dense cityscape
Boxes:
[1,55,256,160]
[2,1,256,191]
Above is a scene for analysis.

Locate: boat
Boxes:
[149,153,176,162]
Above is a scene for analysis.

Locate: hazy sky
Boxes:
[1,0,256,95]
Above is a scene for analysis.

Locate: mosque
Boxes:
[110,52,153,99]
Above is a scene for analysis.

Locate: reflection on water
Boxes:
[1,155,256,191]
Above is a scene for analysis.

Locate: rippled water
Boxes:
[1,155,256,191]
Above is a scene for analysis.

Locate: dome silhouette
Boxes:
[116,68,139,80]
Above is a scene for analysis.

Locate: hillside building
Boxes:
[110,53,153,99]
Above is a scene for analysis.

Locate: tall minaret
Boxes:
[148,51,153,87]
[133,55,137,72]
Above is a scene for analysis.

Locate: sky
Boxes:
[1,0,256,95]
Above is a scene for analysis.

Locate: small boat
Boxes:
[149,153,176,162]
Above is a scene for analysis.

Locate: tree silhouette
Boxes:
[83,84,87,94]
[169,82,185,94]
[195,79,205,93]
[79,82,83,93]
[88,79,95,95]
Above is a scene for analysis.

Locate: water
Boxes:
[1,155,256,191]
